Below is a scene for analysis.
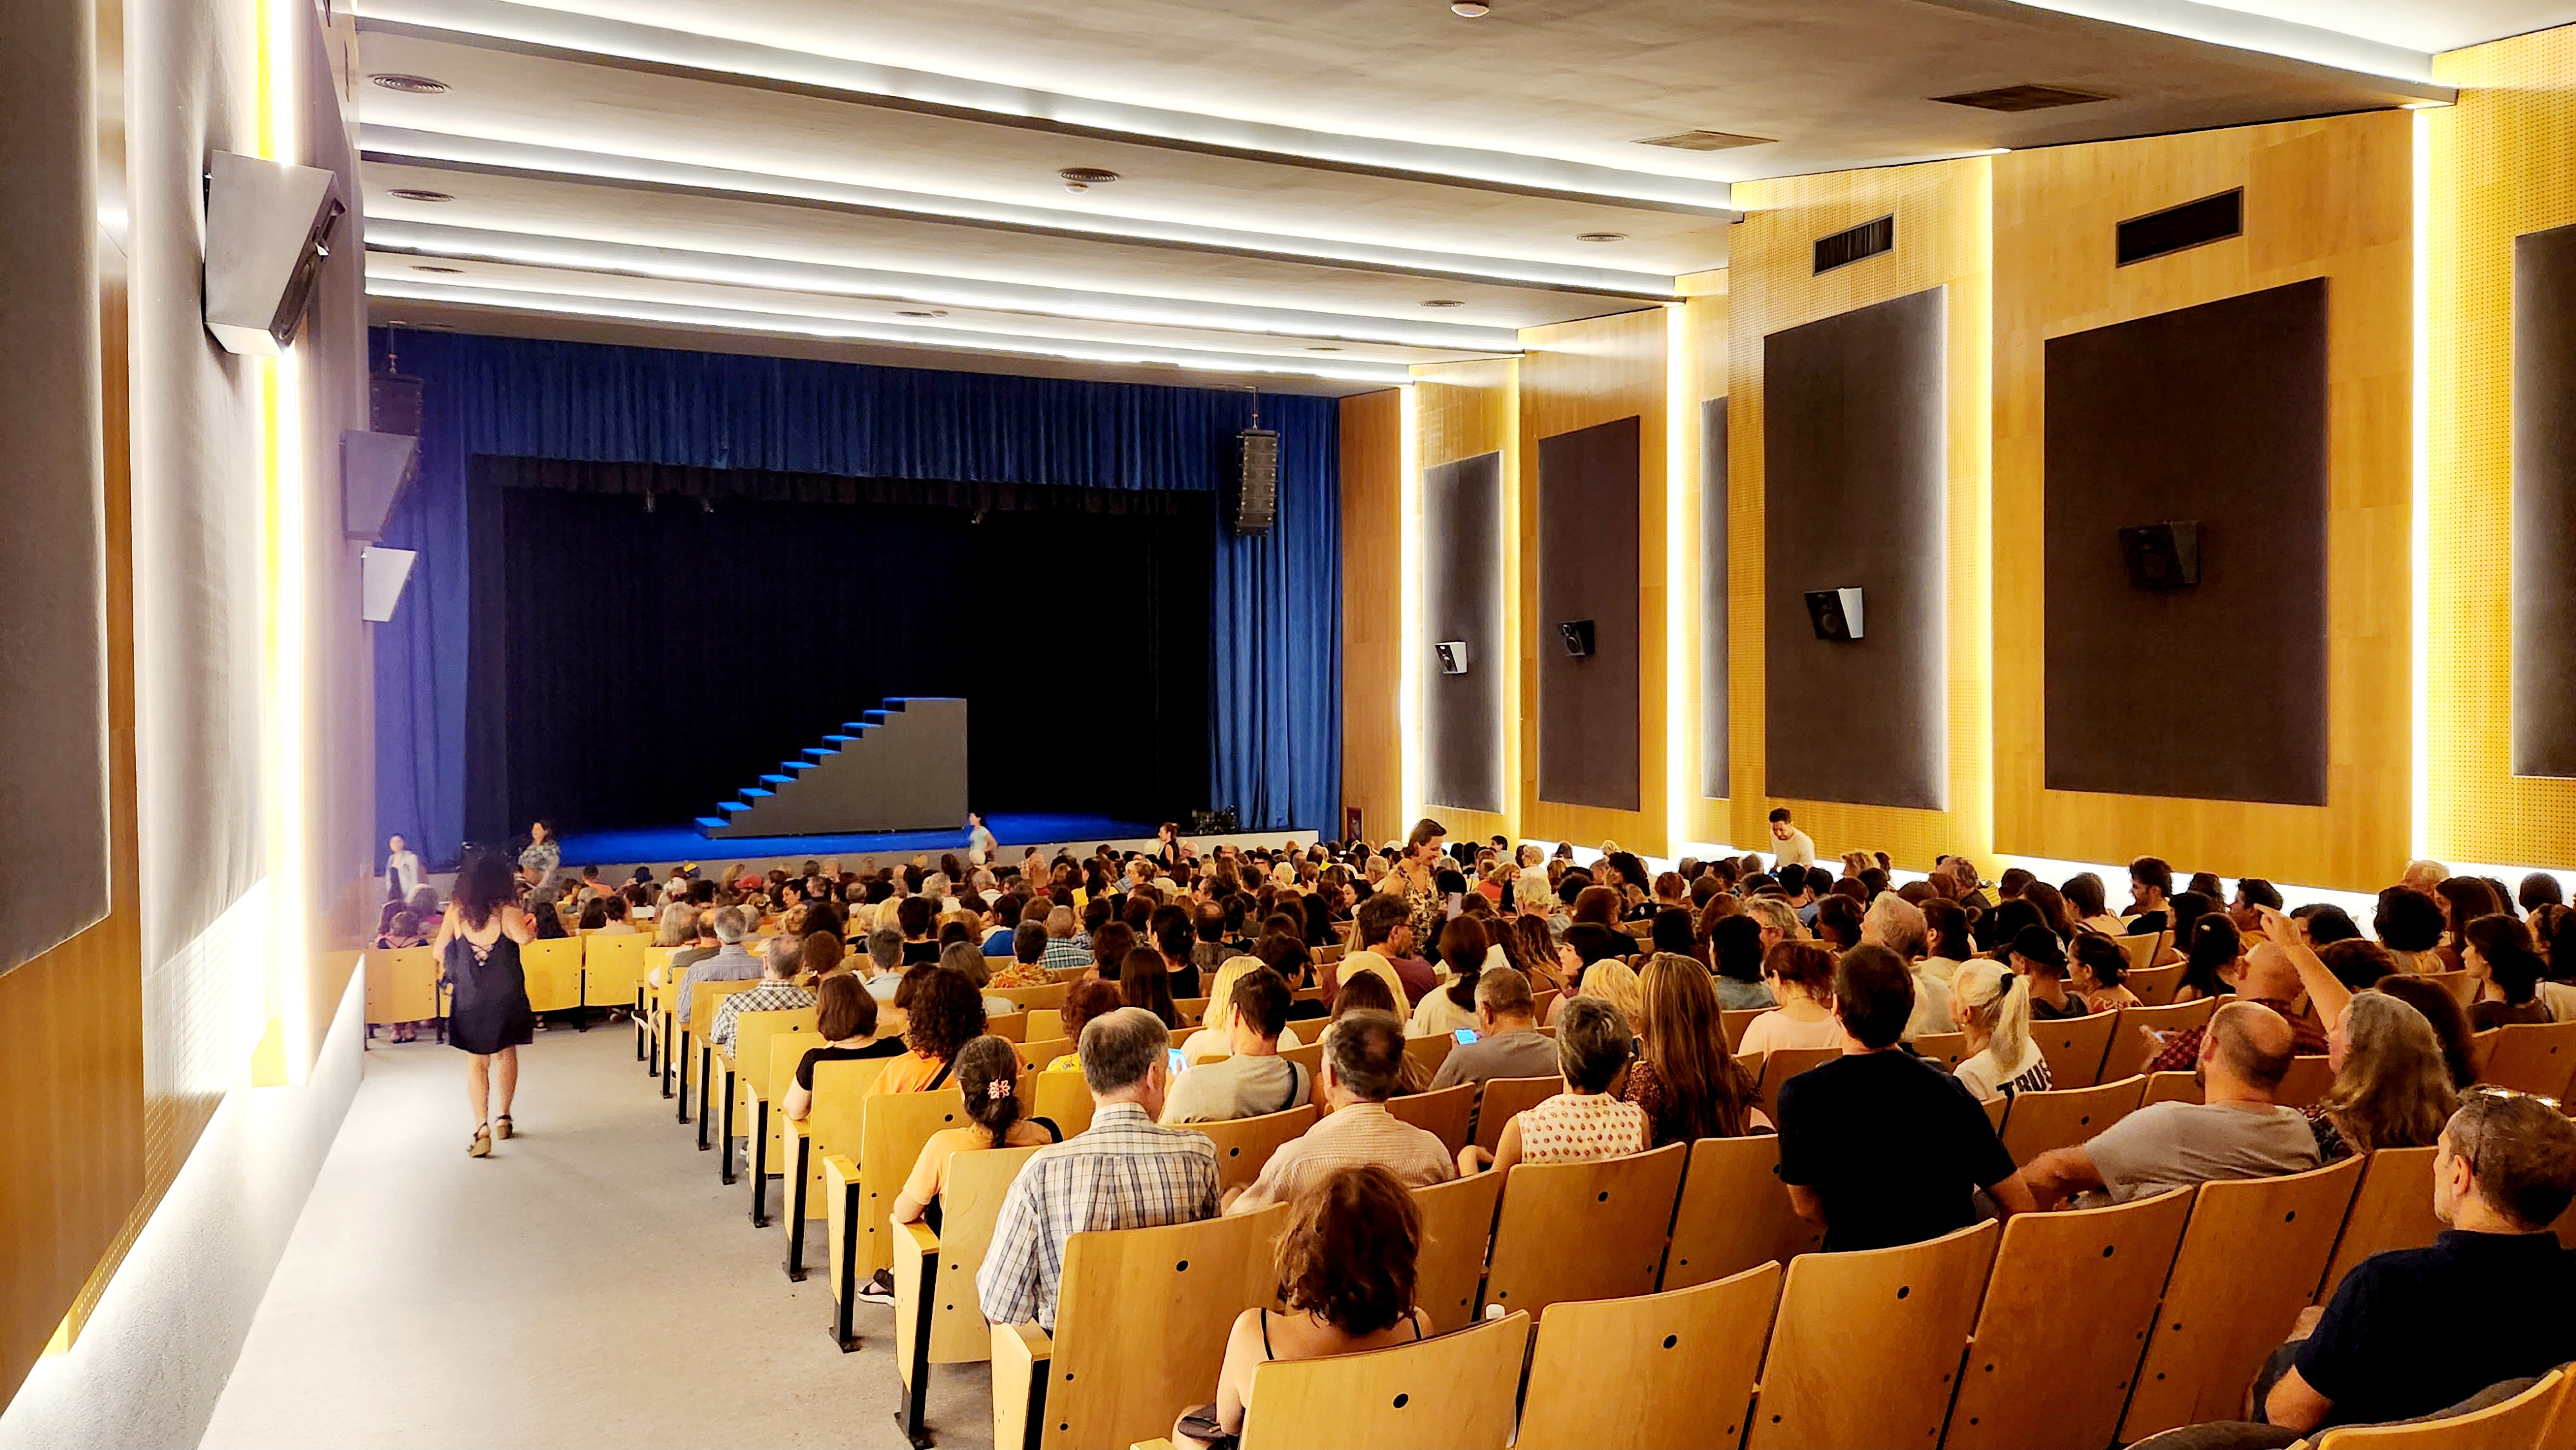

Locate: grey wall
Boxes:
[2515,225,2576,777]
[1763,288,1949,811]
[2043,279,2330,805]
[1424,452,1506,813]
[1537,417,1641,812]
[1700,399,1730,800]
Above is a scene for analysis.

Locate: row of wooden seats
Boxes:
[363,932,666,1026]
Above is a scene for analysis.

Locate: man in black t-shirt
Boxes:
[1777,944,2035,1252]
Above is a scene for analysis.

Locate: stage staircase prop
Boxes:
[696,697,968,840]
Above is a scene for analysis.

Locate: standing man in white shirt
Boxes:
[1768,807,1817,867]
[384,834,424,901]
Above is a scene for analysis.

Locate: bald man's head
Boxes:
[2203,1001,2296,1092]
[2235,942,2304,1002]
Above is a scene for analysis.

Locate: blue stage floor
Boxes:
[556,811,1156,869]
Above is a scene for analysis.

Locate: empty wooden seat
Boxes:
[2118,1154,2365,1442]
[1470,1075,1561,1154]
[1945,1188,2194,1450]
[1720,1008,1768,1053]
[1910,1031,1969,1071]
[2310,1367,2566,1449]
[2274,1053,2339,1109]
[1385,1082,1476,1156]
[720,1007,815,1189]
[1517,1263,1781,1450]
[362,945,441,1027]
[2127,962,2187,1006]
[990,981,1069,1012]
[2115,930,2167,977]
[2032,1010,2121,1089]
[987,1010,1029,1044]
[1660,1134,1820,1292]
[1030,1070,1096,1139]
[990,1204,1287,1450]
[1481,1143,1687,1319]
[891,1143,1044,1444]
[1194,1104,1317,1194]
[1172,996,1209,1028]
[1746,1219,2000,1450]
[2099,999,2219,1084]
[1997,1075,2147,1164]
[1402,1031,1456,1079]
[784,1054,891,1306]
[583,930,649,1011]
[1235,1308,1530,1450]
[1754,1047,1840,1127]
[1410,1170,1505,1333]
[2481,1021,2576,1097]
[2316,1146,2443,1303]
[518,937,584,1013]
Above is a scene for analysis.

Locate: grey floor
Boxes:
[202,1021,990,1449]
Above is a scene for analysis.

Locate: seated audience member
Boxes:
[670,907,758,1026]
[2228,878,2284,937]
[1742,895,1804,953]
[2372,886,2448,977]
[1228,1012,1453,1213]
[989,921,1054,991]
[1329,893,1434,1007]
[1950,960,2052,1103]
[1738,941,1846,1055]
[869,967,995,1096]
[1121,946,1182,1028]
[977,1008,1219,1333]
[938,939,1019,1019]
[1625,954,1766,1146]
[785,975,907,1122]
[2291,903,2363,948]
[2308,990,2458,1163]
[1038,907,1092,974]
[1189,900,1234,982]
[2009,926,2090,1020]
[1430,965,1560,1089]
[2171,914,2240,1003]
[860,926,909,1003]
[2316,938,2398,995]
[1408,917,1486,1037]
[1812,893,1866,951]
[2062,872,2125,937]
[1180,956,1303,1060]
[1177,1165,1435,1450]
[2018,1002,2320,1207]
[378,910,425,950]
[1164,969,1311,1124]
[1557,953,1642,1033]
[706,930,820,1051]
[2463,914,2553,1030]
[2070,934,2141,1012]
[1709,915,1778,1012]
[1778,945,2032,1251]
[1087,919,1136,982]
[1043,978,1126,1073]
[2437,876,2510,961]
[2146,934,2329,1072]
[2126,856,2175,936]
[2522,872,2568,916]
[1497,912,1571,992]
[889,1034,1063,1230]
[1323,972,1431,1094]
[1458,996,1649,1180]
[1152,905,1204,999]
[895,895,941,965]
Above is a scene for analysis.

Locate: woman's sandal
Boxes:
[493,1115,513,1141]
[469,1124,493,1158]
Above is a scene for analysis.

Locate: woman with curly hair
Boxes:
[867,965,998,1096]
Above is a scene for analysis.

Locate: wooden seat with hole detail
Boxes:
[891,1143,1044,1446]
[1746,1219,2000,1450]
[1385,1082,1476,1156]
[2480,1021,2576,1098]
[2031,1010,2121,1089]
[1480,1142,1687,1319]
[1409,1170,1504,1335]
[1658,1134,1820,1292]
[1997,1075,2148,1165]
[1193,1104,1316,1195]
[1234,1307,1530,1450]
[2309,1366,2568,1449]
[1470,1075,1561,1154]
[1517,1262,1783,1450]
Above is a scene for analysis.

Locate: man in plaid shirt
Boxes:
[977,1008,1218,1333]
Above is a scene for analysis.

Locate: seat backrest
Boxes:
[2116,931,2166,976]
[1042,1204,1288,1450]
[1280,1042,1327,1078]
[1410,1171,1506,1334]
[1517,1263,1783,1450]
[1720,1008,1767,1053]
[1195,1104,1318,1194]
[518,937,585,1012]
[1403,1032,1457,1080]
[2099,999,2219,1082]
[1746,1219,2000,1450]
[732,1008,815,1093]
[1030,1071,1095,1139]
[1755,1047,1841,1126]
[2273,1053,2338,1109]
[2316,1145,2442,1304]
[1482,1142,1689,1318]
[1019,1037,1068,1070]
[1472,1075,1563,1154]
[363,945,442,1024]
[2425,970,2479,1008]
[1661,1134,1821,1292]
[2141,1071,2204,1106]
[2032,1010,2121,1089]
[991,981,1068,1012]
[909,1144,1044,1366]
[2117,1154,2367,1442]
[687,978,760,1039]
[583,930,649,1007]
[1998,1074,2148,1164]
[858,1089,971,1280]
[1911,1031,1969,1071]
[2127,963,2186,1006]
[986,1010,1028,1044]
[1386,1083,1477,1156]
[2315,1368,2566,1450]
[2483,1021,2576,1098]
[1944,1188,2195,1450]
[1240,1309,1530,1450]
[805,1055,895,1172]
[1173,996,1210,1028]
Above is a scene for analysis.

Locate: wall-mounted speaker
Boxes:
[1434,640,1470,675]
[341,430,419,541]
[2119,521,2202,589]
[1804,587,1865,641]
[1558,619,1596,657]
[202,150,343,355]
[1231,428,1278,535]
[360,546,417,623]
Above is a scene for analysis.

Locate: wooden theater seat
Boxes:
[717,1007,815,1187]
[1719,1008,1767,1053]
[1410,1171,1505,1334]
[2031,1010,2121,1089]
[1997,1075,2147,1165]
[891,1144,1045,1445]
[1470,1075,1561,1154]
[1754,1047,1839,1127]
[583,930,648,1012]
[518,937,584,1014]
[1658,1134,1819,1292]
[678,979,759,1123]
[1480,1143,1687,1319]
[2316,1146,2443,1304]
[2098,999,2219,1084]
[991,981,1069,1012]
[1385,1082,1476,1156]
[2115,930,2168,977]
[363,945,441,1028]
[2480,1021,2576,1098]
[1233,1309,1530,1450]
[1030,1070,1096,1140]
[2126,962,2187,1006]
[2306,1368,2568,1449]
[1517,1263,1782,1450]
[1195,1104,1317,1194]
[1745,1219,2000,1450]
[783,1055,891,1321]
[1909,1031,1969,1071]
[1401,1031,1456,1080]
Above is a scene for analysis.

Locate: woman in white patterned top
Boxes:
[1457,995,1648,1180]
[1949,960,2052,1103]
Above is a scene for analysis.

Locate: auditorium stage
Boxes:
[552,813,1320,879]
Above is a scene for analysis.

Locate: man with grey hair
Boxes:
[860,925,905,1004]
[1861,893,1949,1042]
[660,906,758,1026]
[708,927,815,1050]
[1430,966,1558,1089]
[978,1008,1218,1333]
[1744,896,1805,952]
[1227,1010,1453,1214]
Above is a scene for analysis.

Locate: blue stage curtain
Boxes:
[369,328,1341,865]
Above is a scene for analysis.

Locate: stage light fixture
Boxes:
[369,73,449,93]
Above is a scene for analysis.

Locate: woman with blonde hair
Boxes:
[1625,954,1766,1145]
[1949,959,2049,1102]
[1179,956,1303,1060]
[1551,955,1642,1031]
[2307,991,2458,1162]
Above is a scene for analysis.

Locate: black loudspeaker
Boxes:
[1231,428,1278,535]
[1434,640,1469,675]
[2119,521,2201,589]
[1804,587,1865,641]
[1558,619,1596,657]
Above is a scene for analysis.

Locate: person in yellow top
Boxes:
[889,1035,1063,1230]
[1043,978,1126,1073]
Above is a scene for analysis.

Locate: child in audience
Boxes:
[889,1035,1061,1232]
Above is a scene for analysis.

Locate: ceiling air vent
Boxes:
[1814,214,1894,275]
[1930,84,2111,112]
[1633,129,1775,152]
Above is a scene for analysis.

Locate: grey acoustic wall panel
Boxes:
[1763,288,1949,811]
[2515,224,2576,777]
[1538,417,1642,812]
[1701,399,1730,799]
[2044,279,2329,804]
[1425,452,1506,813]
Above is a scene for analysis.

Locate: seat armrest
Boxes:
[992,1322,1054,1450]
[1132,1441,1178,1450]
[897,1221,940,1256]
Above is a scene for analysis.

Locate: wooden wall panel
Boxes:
[1680,276,1732,849]
[1338,389,1401,845]
[1994,113,2411,890]
[1517,311,1668,858]
[1413,358,1519,847]
[1728,159,1994,871]
[2429,31,2576,869]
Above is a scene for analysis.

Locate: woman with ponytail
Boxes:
[889,1035,1061,1234]
[1949,960,2051,1102]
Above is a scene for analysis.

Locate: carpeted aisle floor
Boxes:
[201,1022,990,1450]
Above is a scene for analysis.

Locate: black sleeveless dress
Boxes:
[445,930,535,1055]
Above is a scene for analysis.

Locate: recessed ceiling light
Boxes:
[387,188,455,203]
[1576,232,1628,243]
[1452,1,1490,14]
[369,73,450,94]
[1059,167,1121,193]
[411,263,464,273]
[1307,345,1345,352]
[896,308,949,318]
[1421,299,1465,307]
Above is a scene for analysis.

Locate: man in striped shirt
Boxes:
[978,1008,1218,1333]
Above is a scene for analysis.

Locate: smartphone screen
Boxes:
[1454,1028,1479,1045]
[1167,1048,1187,1073]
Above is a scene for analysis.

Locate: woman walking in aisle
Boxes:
[433,851,536,1158]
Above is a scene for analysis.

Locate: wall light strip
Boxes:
[2409,107,2432,859]
[1664,302,1691,860]
[261,0,312,1087]
[1399,382,1425,829]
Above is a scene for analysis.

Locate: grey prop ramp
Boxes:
[697,697,969,838]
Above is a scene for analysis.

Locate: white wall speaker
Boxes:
[203,150,343,355]
[360,547,417,623]
[341,430,419,541]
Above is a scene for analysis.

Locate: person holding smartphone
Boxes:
[1162,970,1310,1124]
